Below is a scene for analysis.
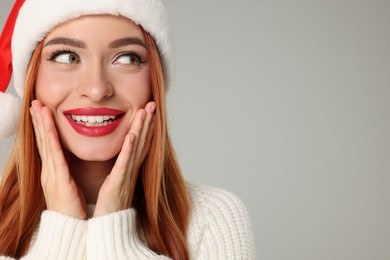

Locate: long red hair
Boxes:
[0,29,190,259]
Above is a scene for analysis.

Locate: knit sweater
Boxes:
[0,182,255,259]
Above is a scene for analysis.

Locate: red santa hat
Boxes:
[0,0,174,139]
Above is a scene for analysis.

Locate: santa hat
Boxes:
[0,0,174,139]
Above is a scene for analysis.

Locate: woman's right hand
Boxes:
[30,100,87,220]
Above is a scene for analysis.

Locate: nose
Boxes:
[77,62,114,102]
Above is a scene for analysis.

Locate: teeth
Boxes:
[70,114,116,125]
[96,116,104,123]
[84,121,109,126]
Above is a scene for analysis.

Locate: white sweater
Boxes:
[0,182,255,259]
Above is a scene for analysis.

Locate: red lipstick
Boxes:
[63,107,125,137]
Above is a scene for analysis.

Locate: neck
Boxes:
[68,153,116,205]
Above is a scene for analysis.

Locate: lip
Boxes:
[63,107,125,137]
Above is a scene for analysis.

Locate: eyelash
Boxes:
[48,48,79,62]
[113,51,145,64]
[47,49,145,64]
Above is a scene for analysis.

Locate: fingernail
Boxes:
[130,133,135,144]
[149,103,156,114]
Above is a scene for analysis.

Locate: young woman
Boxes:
[0,0,255,259]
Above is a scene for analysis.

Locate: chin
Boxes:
[66,143,122,162]
[75,153,118,162]
[59,130,125,161]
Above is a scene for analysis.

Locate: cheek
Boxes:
[35,65,72,109]
[116,70,152,109]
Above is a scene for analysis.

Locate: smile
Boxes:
[70,115,117,126]
[63,107,125,137]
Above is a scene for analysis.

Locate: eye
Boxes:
[113,52,143,65]
[49,51,80,64]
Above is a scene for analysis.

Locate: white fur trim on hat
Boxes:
[12,0,174,98]
[0,92,20,139]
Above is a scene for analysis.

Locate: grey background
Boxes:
[1,0,390,259]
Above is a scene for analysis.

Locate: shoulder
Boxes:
[185,181,255,259]
[186,181,249,219]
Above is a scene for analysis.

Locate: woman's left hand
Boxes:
[93,101,156,217]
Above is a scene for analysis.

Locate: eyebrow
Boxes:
[44,37,86,48]
[109,37,146,49]
[43,36,146,49]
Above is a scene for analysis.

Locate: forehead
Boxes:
[44,15,144,43]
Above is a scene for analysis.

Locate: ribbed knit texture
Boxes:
[0,182,255,259]
[87,209,170,259]
[186,183,255,259]
[22,211,87,259]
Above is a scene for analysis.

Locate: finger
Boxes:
[125,109,147,175]
[110,109,145,183]
[41,107,56,182]
[31,101,51,186]
[31,100,47,159]
[31,107,48,185]
[30,106,43,156]
[109,133,135,188]
[126,108,147,165]
[134,102,156,163]
[42,107,70,183]
[141,115,155,161]
[112,133,134,173]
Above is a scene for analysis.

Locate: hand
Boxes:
[93,101,156,217]
[30,100,87,219]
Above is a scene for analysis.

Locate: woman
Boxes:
[0,0,255,259]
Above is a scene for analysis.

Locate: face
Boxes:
[35,15,151,161]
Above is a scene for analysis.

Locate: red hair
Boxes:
[0,29,190,259]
